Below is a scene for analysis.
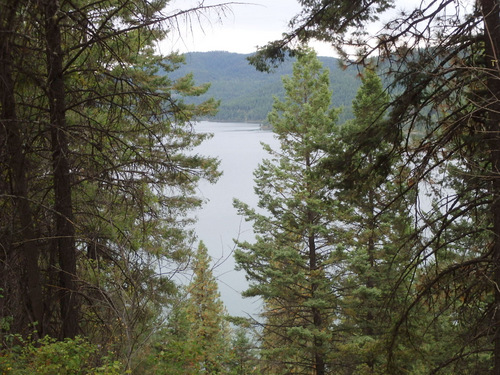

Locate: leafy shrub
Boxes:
[0,335,125,374]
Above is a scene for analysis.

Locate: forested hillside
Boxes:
[172,51,361,123]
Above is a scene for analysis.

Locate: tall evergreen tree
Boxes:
[249,0,500,372]
[184,241,231,373]
[326,69,415,373]
[155,242,231,374]
[0,0,224,359]
[228,327,260,375]
[234,48,340,375]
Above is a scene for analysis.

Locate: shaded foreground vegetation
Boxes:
[1,0,500,374]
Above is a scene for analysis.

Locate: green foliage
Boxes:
[184,242,232,373]
[322,69,416,373]
[148,302,201,374]
[227,327,260,375]
[0,336,124,374]
[150,242,232,374]
[243,0,500,372]
[0,0,222,369]
[234,47,340,374]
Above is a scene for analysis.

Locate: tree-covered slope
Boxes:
[172,51,361,123]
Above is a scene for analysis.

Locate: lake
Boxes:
[193,121,279,317]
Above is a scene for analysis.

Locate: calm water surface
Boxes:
[192,121,279,317]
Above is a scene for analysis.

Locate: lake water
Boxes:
[193,121,279,317]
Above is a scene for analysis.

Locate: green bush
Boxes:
[0,335,125,374]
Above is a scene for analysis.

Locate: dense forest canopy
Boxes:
[1,0,500,373]
[0,0,224,372]
[245,0,500,373]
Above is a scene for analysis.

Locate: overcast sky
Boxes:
[160,0,440,57]
[161,0,337,56]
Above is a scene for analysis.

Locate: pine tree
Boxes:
[149,294,199,374]
[249,0,500,372]
[327,69,415,373]
[152,242,231,374]
[184,241,231,373]
[234,48,340,375]
[0,0,223,361]
[228,327,259,375]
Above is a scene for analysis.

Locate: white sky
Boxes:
[160,0,455,58]
[161,0,338,56]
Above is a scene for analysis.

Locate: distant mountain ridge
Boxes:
[172,51,362,123]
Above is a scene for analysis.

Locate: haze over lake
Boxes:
[193,121,279,317]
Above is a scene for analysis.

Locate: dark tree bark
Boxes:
[43,0,78,339]
[0,0,44,337]
[306,152,325,375]
[308,232,325,375]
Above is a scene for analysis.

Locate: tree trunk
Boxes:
[309,232,325,375]
[306,152,326,375]
[307,207,325,375]
[365,187,376,372]
[43,0,78,339]
[0,0,44,336]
